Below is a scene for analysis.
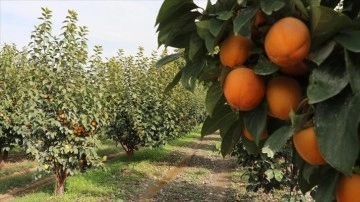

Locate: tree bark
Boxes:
[3,150,8,162]
[55,165,67,196]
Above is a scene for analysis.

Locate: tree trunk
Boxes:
[3,150,8,162]
[55,166,67,196]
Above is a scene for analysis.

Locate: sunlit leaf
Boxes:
[156,53,182,68]
[262,126,295,158]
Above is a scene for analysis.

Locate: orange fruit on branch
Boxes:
[265,17,311,68]
[293,127,326,165]
[336,174,360,202]
[266,76,301,120]
[223,67,265,111]
[220,34,253,68]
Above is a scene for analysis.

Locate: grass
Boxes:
[7,132,199,202]
[0,161,36,178]
[0,172,38,193]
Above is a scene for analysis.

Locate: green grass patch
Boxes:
[0,171,49,194]
[166,132,200,147]
[97,138,124,157]
[186,169,210,181]
[0,162,36,178]
[9,131,201,201]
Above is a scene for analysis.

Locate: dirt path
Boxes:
[0,133,239,201]
[139,134,237,202]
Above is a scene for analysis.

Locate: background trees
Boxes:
[0,7,205,195]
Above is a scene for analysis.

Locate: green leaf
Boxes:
[334,31,360,53]
[189,33,205,61]
[209,18,223,37]
[181,59,204,90]
[233,6,258,35]
[198,56,221,81]
[242,136,261,155]
[221,121,242,157]
[156,0,197,25]
[196,20,211,39]
[307,59,349,104]
[156,53,182,68]
[310,40,336,66]
[345,50,360,93]
[204,32,216,53]
[289,111,313,130]
[254,55,279,75]
[205,82,223,117]
[201,102,238,137]
[265,169,274,181]
[164,69,182,94]
[298,163,320,194]
[310,6,352,48]
[315,168,339,201]
[196,20,217,53]
[260,0,285,15]
[262,126,295,158]
[164,12,199,48]
[217,11,233,20]
[243,101,267,145]
[237,20,252,38]
[273,169,283,182]
[344,93,360,161]
[315,91,359,175]
[219,114,238,139]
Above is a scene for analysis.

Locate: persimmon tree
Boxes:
[0,44,26,164]
[14,8,109,196]
[156,0,360,200]
[106,48,205,157]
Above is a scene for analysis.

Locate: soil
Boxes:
[138,133,239,202]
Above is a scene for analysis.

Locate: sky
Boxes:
[0,0,208,58]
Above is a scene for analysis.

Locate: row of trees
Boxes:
[0,8,205,195]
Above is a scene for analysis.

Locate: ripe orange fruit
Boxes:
[293,127,326,165]
[265,17,311,68]
[219,34,253,68]
[266,76,301,120]
[223,67,265,111]
[91,120,97,127]
[243,128,268,141]
[336,174,360,202]
[279,61,309,76]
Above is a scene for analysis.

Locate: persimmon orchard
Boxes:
[0,7,205,197]
[156,0,360,201]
